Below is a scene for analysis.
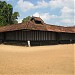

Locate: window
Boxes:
[35,20,42,24]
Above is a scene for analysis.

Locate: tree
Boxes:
[0,1,7,26]
[22,16,31,23]
[0,1,19,26]
[12,12,19,24]
[7,4,13,24]
[0,16,7,26]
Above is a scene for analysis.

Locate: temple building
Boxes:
[0,17,75,46]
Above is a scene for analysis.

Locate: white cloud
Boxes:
[0,0,6,1]
[36,0,48,8]
[33,12,40,17]
[17,18,22,23]
[33,12,57,21]
[0,0,11,1]
[49,0,74,9]
[49,0,74,26]
[61,19,74,24]
[64,0,74,9]
[17,0,48,12]
[33,11,74,26]
[61,7,73,14]
[49,0,63,9]
[60,7,74,19]
[17,0,74,26]
[17,0,74,13]
[17,0,34,11]
[32,12,59,25]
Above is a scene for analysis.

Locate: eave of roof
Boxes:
[46,24,75,33]
[0,17,75,33]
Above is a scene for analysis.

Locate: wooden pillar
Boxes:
[43,31,45,40]
[3,32,6,42]
[37,31,38,41]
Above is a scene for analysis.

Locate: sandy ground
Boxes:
[0,44,74,75]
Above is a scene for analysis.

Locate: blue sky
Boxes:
[1,0,75,26]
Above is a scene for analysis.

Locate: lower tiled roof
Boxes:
[0,17,75,33]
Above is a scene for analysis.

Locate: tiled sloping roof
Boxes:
[0,21,47,32]
[30,17,44,24]
[46,24,75,33]
[67,26,75,32]
[31,17,43,21]
[0,17,75,33]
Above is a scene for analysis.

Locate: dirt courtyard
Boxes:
[0,44,74,75]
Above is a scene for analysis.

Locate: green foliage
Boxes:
[0,16,7,26]
[0,1,19,26]
[22,16,31,23]
[12,12,19,24]
[12,12,20,20]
